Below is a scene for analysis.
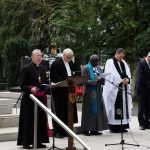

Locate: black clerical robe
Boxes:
[17,62,49,146]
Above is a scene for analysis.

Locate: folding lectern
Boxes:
[53,76,87,150]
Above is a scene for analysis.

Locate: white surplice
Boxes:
[102,58,133,125]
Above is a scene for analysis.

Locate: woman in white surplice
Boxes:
[103,48,133,133]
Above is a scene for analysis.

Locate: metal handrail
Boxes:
[30,94,92,150]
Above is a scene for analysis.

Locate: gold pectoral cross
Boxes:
[38,76,41,83]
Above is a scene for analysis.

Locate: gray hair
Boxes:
[63,48,74,56]
[31,49,41,56]
[147,52,150,56]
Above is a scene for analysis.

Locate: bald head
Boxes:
[89,54,100,67]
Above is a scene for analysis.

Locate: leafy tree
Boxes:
[0,0,60,86]
[4,37,30,87]
[1,0,150,90]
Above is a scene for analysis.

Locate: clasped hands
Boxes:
[31,87,39,94]
[121,78,129,85]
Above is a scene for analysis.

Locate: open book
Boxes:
[37,84,50,91]
[51,76,88,88]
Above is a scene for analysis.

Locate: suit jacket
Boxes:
[50,57,75,83]
[50,57,78,126]
[136,59,150,94]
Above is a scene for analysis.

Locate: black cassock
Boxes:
[17,62,49,146]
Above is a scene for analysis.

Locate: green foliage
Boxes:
[4,37,29,87]
[0,0,58,50]
[0,0,58,86]
[49,0,150,66]
[135,30,150,57]
[1,0,150,87]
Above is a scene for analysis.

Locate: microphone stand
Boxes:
[94,70,132,95]
[47,71,62,150]
[104,78,132,96]
[94,71,139,150]
[13,92,23,114]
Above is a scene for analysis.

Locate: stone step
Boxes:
[0,126,81,142]
[0,108,19,129]
[0,110,82,142]
[0,98,18,104]
[0,128,81,142]
[0,92,21,99]
[0,114,19,128]
[0,127,18,142]
[0,98,20,114]
[0,105,12,115]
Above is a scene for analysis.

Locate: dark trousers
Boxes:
[138,93,150,126]
[51,89,68,136]
[51,88,78,136]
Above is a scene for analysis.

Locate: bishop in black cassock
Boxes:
[17,49,50,149]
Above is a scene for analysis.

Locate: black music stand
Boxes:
[46,72,62,150]
[13,92,23,114]
[48,97,62,150]
[48,91,62,150]
[51,76,87,150]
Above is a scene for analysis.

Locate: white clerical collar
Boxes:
[145,59,150,68]
[145,59,149,64]
[62,57,72,76]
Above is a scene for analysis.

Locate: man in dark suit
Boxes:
[136,52,150,130]
[50,48,78,138]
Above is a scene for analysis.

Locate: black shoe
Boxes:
[91,131,103,135]
[37,143,46,148]
[60,131,68,137]
[145,125,150,129]
[122,129,128,133]
[139,125,145,130]
[55,133,64,138]
[110,129,120,133]
[83,131,91,136]
[23,145,33,149]
[61,133,68,137]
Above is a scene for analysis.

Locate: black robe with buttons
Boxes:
[17,62,49,146]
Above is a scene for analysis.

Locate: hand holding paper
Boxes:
[97,78,105,85]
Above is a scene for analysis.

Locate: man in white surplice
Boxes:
[103,48,133,133]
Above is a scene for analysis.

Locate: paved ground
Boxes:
[1,115,150,150]
[1,116,150,150]
[1,92,149,150]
